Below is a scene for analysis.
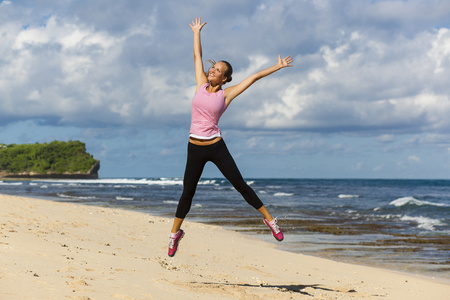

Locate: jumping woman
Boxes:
[168,17,293,257]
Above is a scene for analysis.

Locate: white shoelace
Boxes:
[269,218,280,234]
[168,237,176,249]
[169,231,181,249]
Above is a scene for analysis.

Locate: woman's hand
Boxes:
[190,17,206,33]
[277,55,294,69]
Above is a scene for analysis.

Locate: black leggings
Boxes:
[175,139,264,219]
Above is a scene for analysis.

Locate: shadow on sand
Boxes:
[193,281,358,297]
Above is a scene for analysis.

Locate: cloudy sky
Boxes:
[1,0,449,179]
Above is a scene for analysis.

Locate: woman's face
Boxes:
[208,61,228,85]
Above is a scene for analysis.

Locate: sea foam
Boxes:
[390,196,450,207]
[338,194,361,198]
[0,181,23,186]
[34,178,222,187]
[57,193,96,200]
[274,192,294,197]
[116,196,134,201]
[400,215,445,231]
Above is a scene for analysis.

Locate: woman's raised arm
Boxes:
[190,17,208,91]
[224,55,293,107]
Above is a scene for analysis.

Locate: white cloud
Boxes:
[1,0,449,135]
[373,165,384,172]
[235,26,450,133]
[408,155,421,163]
[378,134,395,143]
[428,28,450,74]
[0,10,186,126]
[354,162,363,171]
[2,0,450,180]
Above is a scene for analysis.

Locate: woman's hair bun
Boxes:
[220,60,233,84]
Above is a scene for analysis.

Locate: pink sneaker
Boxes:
[264,218,284,241]
[168,229,184,257]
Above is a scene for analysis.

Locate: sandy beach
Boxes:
[1,194,448,299]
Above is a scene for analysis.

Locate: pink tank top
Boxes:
[189,83,227,139]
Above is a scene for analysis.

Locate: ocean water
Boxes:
[1,178,449,279]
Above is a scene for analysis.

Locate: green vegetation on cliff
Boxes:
[0,141,98,175]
